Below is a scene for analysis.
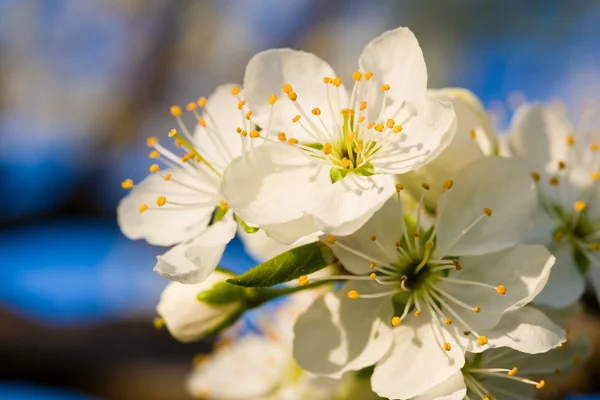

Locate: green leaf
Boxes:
[197,281,247,305]
[330,168,349,184]
[235,213,259,233]
[227,242,332,287]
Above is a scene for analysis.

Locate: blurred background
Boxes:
[2,0,600,399]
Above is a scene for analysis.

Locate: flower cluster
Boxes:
[118,27,593,399]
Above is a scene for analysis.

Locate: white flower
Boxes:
[415,307,589,400]
[117,84,288,284]
[221,27,456,243]
[292,157,554,399]
[156,271,243,343]
[507,104,600,307]
[400,88,497,212]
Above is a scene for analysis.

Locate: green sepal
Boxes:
[330,168,349,184]
[204,309,246,337]
[235,213,259,233]
[211,206,228,224]
[197,281,248,305]
[227,242,333,287]
[573,246,590,275]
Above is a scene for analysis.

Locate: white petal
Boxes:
[187,335,288,399]
[293,281,394,377]
[156,271,239,343]
[261,215,321,246]
[373,95,457,175]
[533,244,585,308]
[326,196,405,275]
[470,307,565,354]
[193,84,245,168]
[412,372,467,400]
[435,156,536,257]
[507,104,572,173]
[237,227,291,262]
[372,314,467,399]
[438,245,554,331]
[154,214,237,284]
[359,27,427,105]
[117,168,217,246]
[244,48,347,142]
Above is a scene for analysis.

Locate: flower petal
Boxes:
[293,281,394,377]
[244,48,347,142]
[435,156,536,257]
[373,95,457,175]
[438,245,554,332]
[372,314,466,399]
[261,215,321,246]
[237,227,291,262]
[469,307,565,354]
[117,168,217,246]
[412,372,467,400]
[154,214,237,284]
[193,84,245,168]
[533,245,585,308]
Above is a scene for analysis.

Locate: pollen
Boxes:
[367,121,375,129]
[421,183,430,190]
[391,316,401,327]
[380,83,390,91]
[445,318,452,325]
[393,125,403,134]
[149,150,160,159]
[292,115,301,123]
[269,94,278,105]
[288,91,298,101]
[186,102,197,111]
[530,172,541,182]
[139,204,148,213]
[322,143,333,155]
[282,83,293,94]
[312,108,321,115]
[326,235,336,244]
[149,164,160,173]
[386,119,395,129]
[347,290,360,300]
[240,130,248,137]
[483,207,493,216]
[219,200,228,210]
[298,275,309,286]
[374,123,384,132]
[414,310,421,317]
[146,136,158,147]
[198,117,207,127]
[277,132,287,141]
[245,111,253,120]
[591,143,599,152]
[574,201,587,212]
[508,367,518,376]
[443,180,454,190]
[369,262,375,269]
[231,86,241,95]
[558,160,567,169]
[496,285,507,295]
[341,158,351,168]
[370,234,377,241]
[236,127,242,133]
[369,273,377,280]
[360,101,367,111]
[323,77,332,84]
[164,173,172,181]
[332,77,342,87]
[443,342,451,351]
[170,105,182,117]
[364,72,373,80]
[121,179,134,190]
[249,130,260,139]
[566,136,575,146]
[477,336,488,345]
[358,116,366,123]
[197,97,207,107]
[394,241,401,247]
[288,138,299,145]
[536,380,545,389]
[473,306,481,313]
[352,71,362,81]
[237,100,246,110]
[396,183,404,192]
[469,129,477,139]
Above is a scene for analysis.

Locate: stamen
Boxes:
[139,204,148,213]
[121,179,134,190]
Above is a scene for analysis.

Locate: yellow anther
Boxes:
[174,139,183,147]
[414,310,421,317]
[153,317,165,329]
[323,77,331,84]
[591,143,599,152]
[370,234,377,241]
[332,77,342,87]
[496,285,506,295]
[445,318,452,325]
[245,111,253,120]
[369,261,376,269]
[354,144,363,153]
[530,172,541,182]
[198,118,207,127]
[156,196,167,207]
[477,336,488,345]
[364,72,373,80]
[443,342,451,351]
[326,235,336,244]
[121,179,134,189]
[590,242,600,251]
[269,94,278,105]
[396,183,404,192]
[566,136,575,146]
[139,204,149,213]
[574,201,587,212]
[508,367,518,376]
[186,102,197,111]
[453,260,462,271]
[348,132,356,141]
[358,116,366,123]
[469,129,477,139]
[473,306,481,313]
[341,158,351,168]
[288,91,298,101]
[391,125,403,134]
[554,231,565,242]
[164,173,172,181]
[146,136,158,147]
[312,108,321,115]
[249,130,260,139]
[240,130,248,137]
[149,164,160,173]
[170,105,182,117]
[237,100,246,110]
[322,143,333,155]
[380,84,390,91]
[352,71,362,81]
[374,123,384,132]
[592,172,600,181]
[236,127,242,133]
[391,316,401,327]
[369,273,377,280]
[277,132,287,141]
[401,275,408,282]
[168,129,177,137]
[220,200,228,210]
[288,138,299,145]
[197,97,207,107]
[231,86,241,95]
[298,275,309,286]
[149,150,160,159]
[367,121,375,129]
[386,119,395,129]
[483,207,493,216]
[360,101,367,111]
[282,83,293,94]
[347,290,360,300]
[192,354,207,367]
[536,380,545,390]
[421,183,430,190]
[558,160,567,170]
[394,241,401,247]
[443,180,454,190]
[292,115,301,123]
